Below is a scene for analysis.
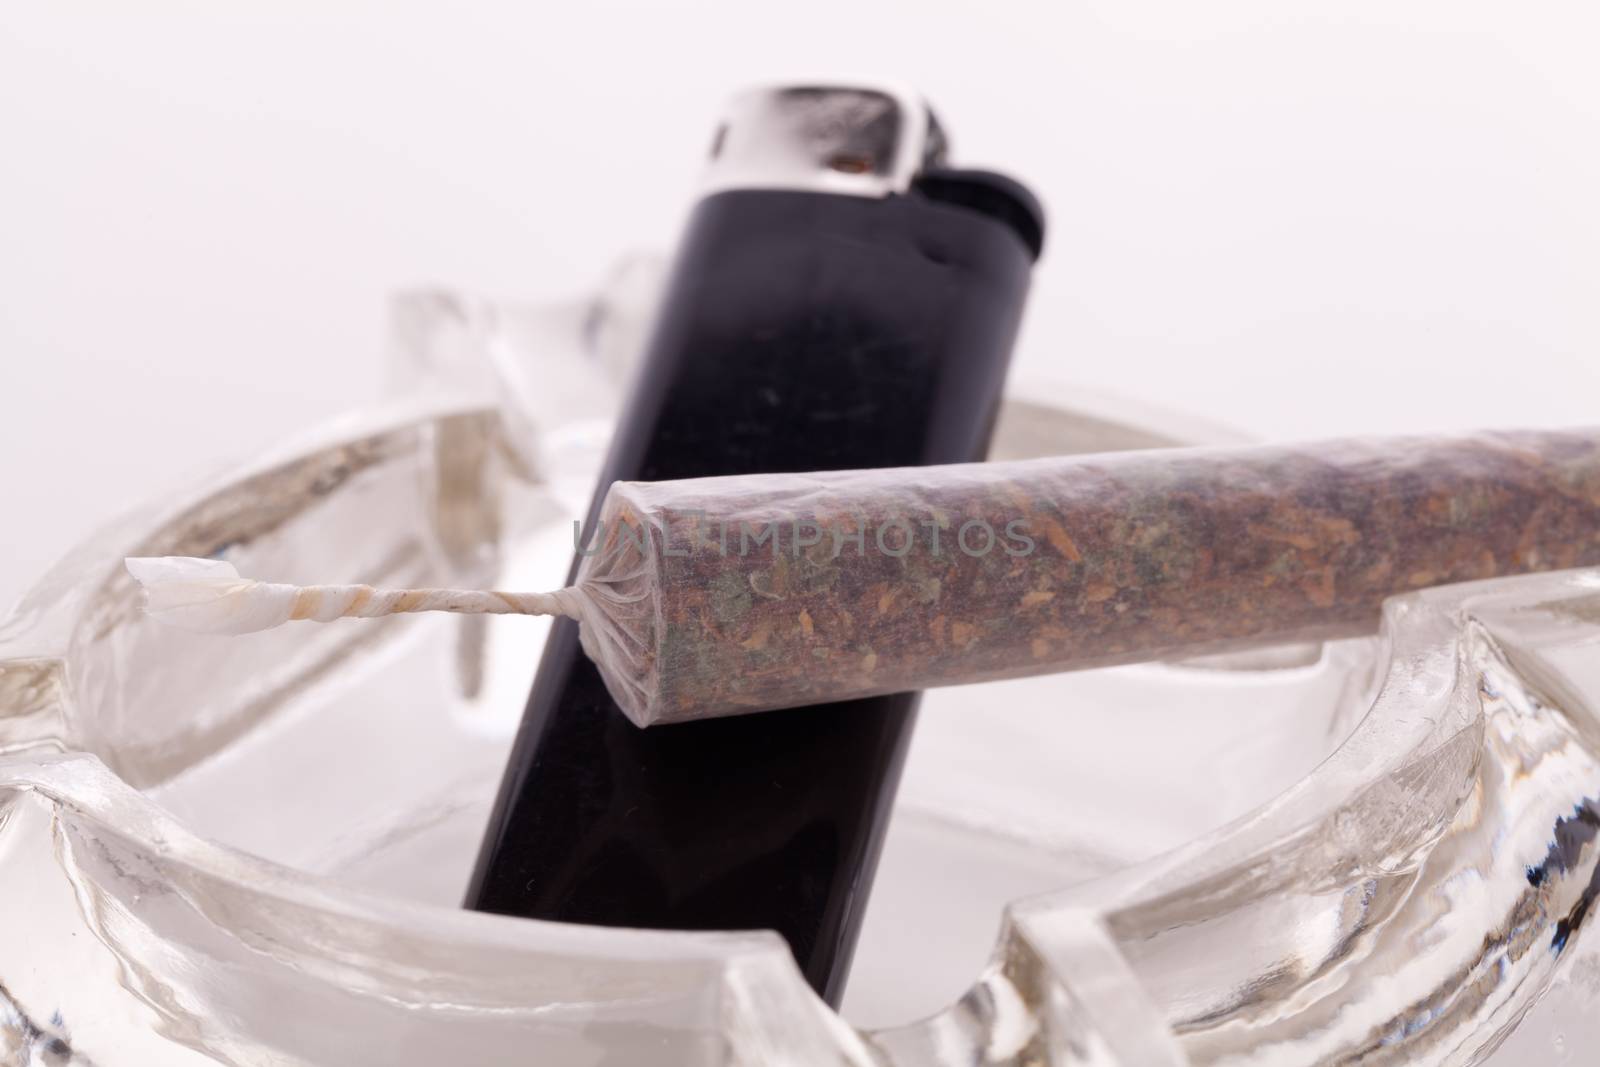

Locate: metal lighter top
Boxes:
[702,83,946,196]
[703,82,1043,260]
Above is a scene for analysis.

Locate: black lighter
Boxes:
[466,83,1043,1004]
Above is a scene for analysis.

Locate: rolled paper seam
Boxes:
[575,428,1600,726]
[124,557,588,635]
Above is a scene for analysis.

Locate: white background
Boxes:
[3,2,1599,604]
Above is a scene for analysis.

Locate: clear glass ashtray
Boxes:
[2,281,1597,1066]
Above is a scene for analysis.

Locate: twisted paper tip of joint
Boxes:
[124,556,587,635]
